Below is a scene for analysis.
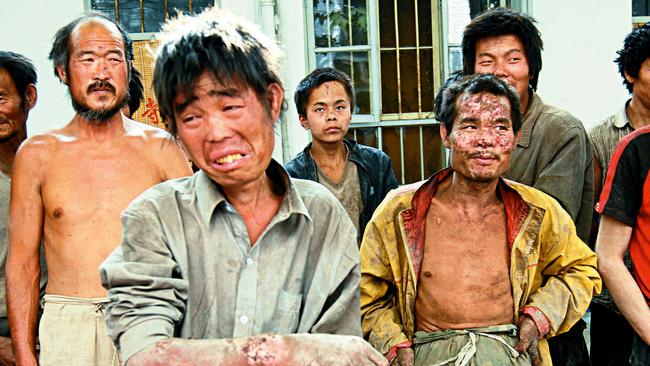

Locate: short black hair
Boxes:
[127,66,144,117]
[462,8,543,91]
[48,11,133,83]
[615,23,650,94]
[438,74,521,136]
[294,67,355,118]
[0,51,37,109]
[153,6,286,136]
[434,70,463,122]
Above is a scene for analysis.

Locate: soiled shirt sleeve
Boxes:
[524,198,601,337]
[309,226,362,336]
[532,125,589,223]
[360,216,410,362]
[99,203,188,363]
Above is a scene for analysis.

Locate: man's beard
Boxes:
[70,81,129,124]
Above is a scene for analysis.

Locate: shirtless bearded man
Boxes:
[360,74,601,366]
[6,12,191,366]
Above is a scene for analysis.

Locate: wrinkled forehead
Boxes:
[456,91,511,117]
[69,18,125,52]
[173,71,248,111]
[0,67,18,94]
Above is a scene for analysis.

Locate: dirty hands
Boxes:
[516,315,541,365]
[391,347,414,366]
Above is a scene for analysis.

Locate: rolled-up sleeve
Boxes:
[99,205,188,362]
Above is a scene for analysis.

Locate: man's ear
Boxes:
[56,65,68,85]
[439,122,452,149]
[624,71,636,86]
[514,128,523,145]
[23,84,37,111]
[266,82,284,122]
[299,115,309,130]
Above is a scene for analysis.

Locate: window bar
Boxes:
[189,0,193,14]
[377,126,383,150]
[399,127,405,184]
[139,0,145,32]
[326,0,332,48]
[393,0,402,116]
[114,0,120,23]
[164,0,169,20]
[347,0,353,45]
[414,0,422,115]
[419,126,425,180]
[347,0,354,85]
[366,0,381,118]
[353,129,357,141]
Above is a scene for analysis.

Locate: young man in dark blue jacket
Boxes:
[285,68,398,244]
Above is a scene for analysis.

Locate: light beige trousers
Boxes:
[39,294,119,366]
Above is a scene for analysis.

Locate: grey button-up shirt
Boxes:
[100,161,361,362]
[505,91,594,244]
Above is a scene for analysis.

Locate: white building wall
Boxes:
[1,0,632,139]
[0,0,85,136]
[533,0,631,129]
[276,0,311,160]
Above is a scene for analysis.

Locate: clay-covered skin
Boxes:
[127,334,388,366]
[414,91,517,332]
[444,92,516,184]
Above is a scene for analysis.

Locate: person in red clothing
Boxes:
[596,124,650,366]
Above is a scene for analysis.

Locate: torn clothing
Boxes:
[412,324,531,366]
[360,168,601,366]
[100,160,361,362]
[39,295,118,366]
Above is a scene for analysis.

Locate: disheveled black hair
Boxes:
[434,70,463,122]
[48,11,133,83]
[615,23,650,94]
[127,66,144,117]
[438,74,521,136]
[0,51,37,109]
[462,8,543,91]
[153,6,286,136]
[294,67,355,118]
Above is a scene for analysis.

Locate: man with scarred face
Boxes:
[6,12,192,366]
[99,7,386,366]
[461,9,595,365]
[360,74,600,366]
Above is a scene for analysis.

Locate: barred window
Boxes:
[309,0,444,184]
[91,0,214,34]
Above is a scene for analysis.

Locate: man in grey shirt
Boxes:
[99,7,386,366]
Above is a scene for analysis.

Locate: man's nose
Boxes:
[93,59,110,80]
[327,108,336,121]
[493,60,508,79]
[206,114,233,142]
[476,129,495,146]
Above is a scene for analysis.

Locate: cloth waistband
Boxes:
[413,324,521,366]
[413,323,518,344]
[42,294,110,305]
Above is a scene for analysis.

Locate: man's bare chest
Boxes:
[40,149,162,221]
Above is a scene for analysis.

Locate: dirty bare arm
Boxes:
[596,215,650,344]
[6,140,46,366]
[126,334,387,366]
[155,135,193,180]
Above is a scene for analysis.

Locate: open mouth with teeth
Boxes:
[216,153,244,165]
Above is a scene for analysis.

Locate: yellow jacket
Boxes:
[360,168,601,365]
